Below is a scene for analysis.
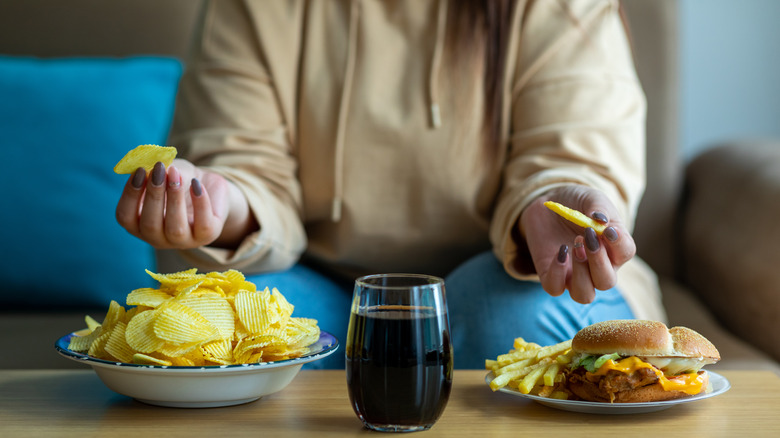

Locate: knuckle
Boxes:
[577,292,595,304]
[144,185,165,201]
[166,225,190,243]
[193,223,221,245]
[139,221,162,237]
[115,209,133,228]
[596,278,617,292]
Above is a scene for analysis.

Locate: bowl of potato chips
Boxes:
[54,268,339,408]
[56,330,337,408]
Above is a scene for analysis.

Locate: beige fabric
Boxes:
[169,0,665,321]
[5,0,779,372]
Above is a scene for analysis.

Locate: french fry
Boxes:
[512,337,541,351]
[534,340,572,358]
[486,338,573,399]
[544,201,607,235]
[543,363,561,387]
[518,362,550,394]
[537,384,555,398]
[489,360,547,391]
[496,348,541,367]
[494,358,535,376]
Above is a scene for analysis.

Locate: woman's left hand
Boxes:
[519,185,636,304]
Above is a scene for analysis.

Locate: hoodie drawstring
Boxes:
[331,0,360,222]
[331,0,448,222]
[429,0,447,129]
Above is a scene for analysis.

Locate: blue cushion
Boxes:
[0,56,182,309]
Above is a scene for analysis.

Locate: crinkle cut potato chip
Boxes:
[125,309,165,353]
[132,353,173,367]
[67,268,321,366]
[177,292,235,339]
[126,287,173,308]
[113,144,177,174]
[154,301,222,345]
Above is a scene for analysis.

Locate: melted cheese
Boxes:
[590,356,705,395]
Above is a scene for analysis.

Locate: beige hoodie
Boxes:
[165,0,666,322]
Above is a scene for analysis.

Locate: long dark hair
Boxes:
[448,0,517,160]
[448,1,633,160]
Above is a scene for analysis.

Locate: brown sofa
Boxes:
[1,0,778,374]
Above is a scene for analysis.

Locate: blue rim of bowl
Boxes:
[55,330,339,371]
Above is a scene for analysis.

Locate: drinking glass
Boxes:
[346,273,454,432]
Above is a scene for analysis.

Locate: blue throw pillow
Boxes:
[0,56,182,310]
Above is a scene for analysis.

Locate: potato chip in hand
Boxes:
[114,144,177,174]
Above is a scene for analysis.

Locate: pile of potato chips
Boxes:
[486,338,573,399]
[68,269,320,366]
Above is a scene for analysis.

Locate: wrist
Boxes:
[211,181,258,249]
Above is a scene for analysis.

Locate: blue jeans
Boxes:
[245,251,634,370]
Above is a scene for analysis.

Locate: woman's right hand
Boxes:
[519,185,636,304]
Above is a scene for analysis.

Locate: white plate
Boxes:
[485,370,730,414]
[56,331,338,408]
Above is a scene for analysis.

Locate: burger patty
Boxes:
[567,366,658,402]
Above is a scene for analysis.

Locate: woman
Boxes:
[116,0,665,368]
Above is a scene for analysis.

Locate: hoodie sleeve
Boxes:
[167,0,307,273]
[490,0,647,279]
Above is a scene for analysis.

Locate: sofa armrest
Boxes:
[681,141,780,363]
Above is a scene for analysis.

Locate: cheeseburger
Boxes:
[566,320,720,403]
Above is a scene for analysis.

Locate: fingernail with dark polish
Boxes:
[131,168,146,189]
[585,228,600,252]
[151,162,166,186]
[557,244,569,263]
[604,226,618,242]
[191,178,203,197]
[592,211,608,223]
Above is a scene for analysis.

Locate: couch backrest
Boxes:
[0,1,200,309]
[623,0,680,278]
[0,0,679,279]
[0,0,201,59]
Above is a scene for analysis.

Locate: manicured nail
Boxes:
[573,238,587,262]
[191,178,203,197]
[131,167,146,189]
[151,162,166,187]
[168,165,181,188]
[592,212,608,224]
[585,228,600,252]
[557,244,569,263]
[604,226,618,242]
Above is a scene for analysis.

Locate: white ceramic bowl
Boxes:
[55,331,338,408]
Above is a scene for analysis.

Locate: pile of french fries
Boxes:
[486,338,573,399]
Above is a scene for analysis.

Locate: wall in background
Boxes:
[680,0,780,161]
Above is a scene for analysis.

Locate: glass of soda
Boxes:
[346,274,454,432]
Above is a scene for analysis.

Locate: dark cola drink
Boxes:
[346,305,453,432]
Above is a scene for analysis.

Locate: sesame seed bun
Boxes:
[572,319,720,361]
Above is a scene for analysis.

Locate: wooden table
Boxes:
[1,369,778,437]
